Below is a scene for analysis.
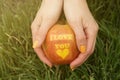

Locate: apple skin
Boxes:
[42,24,79,65]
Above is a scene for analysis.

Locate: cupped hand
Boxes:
[64,0,99,69]
[31,0,63,67]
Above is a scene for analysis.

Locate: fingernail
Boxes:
[32,41,38,48]
[70,66,75,71]
[79,45,86,53]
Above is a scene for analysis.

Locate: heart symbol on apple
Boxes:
[56,49,69,59]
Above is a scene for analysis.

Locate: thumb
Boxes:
[70,23,87,53]
[69,22,87,69]
[33,21,52,48]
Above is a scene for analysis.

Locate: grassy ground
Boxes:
[0,0,120,80]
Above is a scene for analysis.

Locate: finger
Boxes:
[70,52,90,69]
[69,22,87,53]
[34,47,52,67]
[31,11,42,43]
[85,28,97,55]
[31,0,47,43]
[31,22,40,43]
[84,21,99,54]
[34,20,54,48]
[70,29,96,69]
[31,17,42,48]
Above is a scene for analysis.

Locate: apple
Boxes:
[42,24,79,64]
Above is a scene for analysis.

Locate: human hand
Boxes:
[31,0,63,67]
[64,0,99,69]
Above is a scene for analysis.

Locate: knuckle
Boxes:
[89,20,99,33]
[31,22,39,30]
[95,25,99,32]
[31,23,35,29]
[93,23,99,32]
[88,27,98,37]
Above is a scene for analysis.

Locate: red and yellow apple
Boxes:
[42,24,79,64]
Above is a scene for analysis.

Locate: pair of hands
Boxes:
[31,0,98,69]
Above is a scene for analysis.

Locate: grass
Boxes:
[0,0,120,80]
